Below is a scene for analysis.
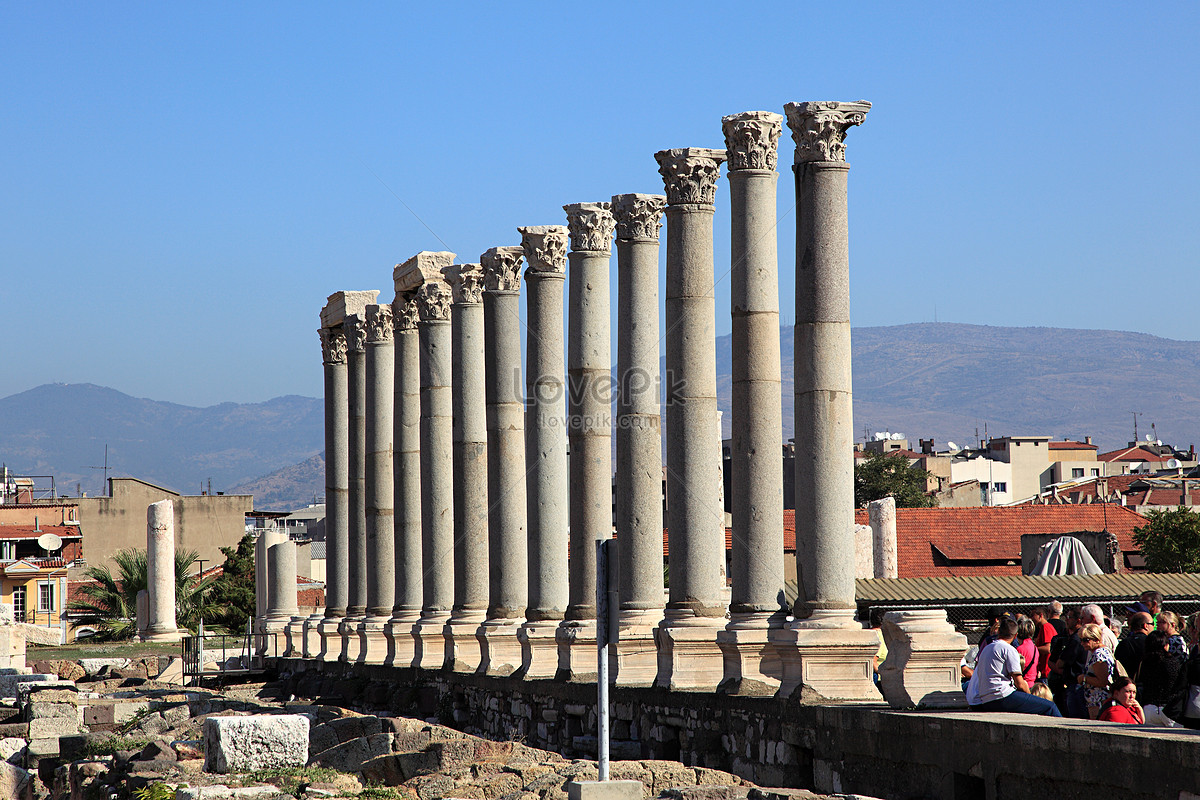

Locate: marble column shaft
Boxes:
[319,326,349,620]
[267,540,299,620]
[145,499,180,641]
[345,313,369,619]
[364,303,396,620]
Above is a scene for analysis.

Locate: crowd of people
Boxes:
[960,591,1200,725]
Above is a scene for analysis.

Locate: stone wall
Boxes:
[278,658,1199,800]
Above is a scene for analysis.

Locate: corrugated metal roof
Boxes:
[855,572,1200,604]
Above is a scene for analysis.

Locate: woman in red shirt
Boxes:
[1100,676,1145,724]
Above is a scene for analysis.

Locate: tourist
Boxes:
[1030,606,1058,680]
[1076,623,1116,719]
[965,618,1061,716]
[1099,676,1145,724]
[1051,608,1087,716]
[960,644,979,692]
[1046,600,1067,638]
[1157,610,1188,658]
[978,607,1004,648]
[1115,612,1152,678]
[1081,604,1118,652]
[1015,615,1039,685]
[1181,634,1200,729]
[1137,630,1186,727]
[1142,590,1163,623]
[1029,682,1054,702]
[1108,616,1123,639]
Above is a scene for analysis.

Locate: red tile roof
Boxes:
[1099,445,1170,463]
[0,525,81,540]
[1049,441,1097,451]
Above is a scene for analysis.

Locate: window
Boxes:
[11,586,25,620]
[1072,468,1085,478]
[1091,469,1100,476]
[992,482,1007,493]
[37,581,55,612]
[0,541,13,561]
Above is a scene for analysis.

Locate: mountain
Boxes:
[7,323,1200,512]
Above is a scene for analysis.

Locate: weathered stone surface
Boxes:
[203,714,310,773]
[0,760,31,800]
[0,736,25,764]
[174,739,205,760]
[311,732,391,773]
[78,657,131,675]
[175,786,282,800]
[878,609,967,709]
[568,780,643,800]
[138,738,178,762]
[0,673,58,699]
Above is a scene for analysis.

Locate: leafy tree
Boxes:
[854,451,936,508]
[205,533,257,633]
[68,547,210,640]
[1132,507,1200,573]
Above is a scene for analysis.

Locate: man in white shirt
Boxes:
[1081,603,1118,652]
[966,618,1062,716]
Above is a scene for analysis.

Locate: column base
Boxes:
[444,611,487,673]
[413,612,450,670]
[317,617,344,662]
[339,616,364,663]
[654,612,725,692]
[259,619,290,657]
[518,619,562,680]
[477,619,524,677]
[770,610,881,703]
[878,609,968,709]
[143,628,184,644]
[555,620,598,682]
[301,615,324,659]
[356,616,390,665]
[284,618,306,657]
[384,613,421,668]
[716,613,784,696]
[614,609,662,688]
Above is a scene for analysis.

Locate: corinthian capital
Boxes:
[480,246,524,292]
[654,148,727,206]
[344,314,367,352]
[783,101,871,163]
[722,111,783,171]
[365,303,394,343]
[392,293,420,332]
[445,262,485,305]
[518,225,569,275]
[319,327,348,365]
[611,193,666,241]
[563,202,616,253]
[415,280,452,322]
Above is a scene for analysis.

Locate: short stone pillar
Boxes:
[477,246,529,676]
[145,500,182,642]
[654,147,729,691]
[135,590,148,641]
[772,100,878,702]
[558,202,616,682]
[0,606,26,671]
[395,251,457,670]
[444,262,490,672]
[878,610,968,709]
[385,291,423,667]
[262,540,299,656]
[611,193,667,687]
[854,523,874,579]
[868,496,898,579]
[517,225,570,679]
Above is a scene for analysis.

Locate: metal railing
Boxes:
[180,624,279,685]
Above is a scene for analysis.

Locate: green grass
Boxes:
[242,766,344,797]
[27,640,182,660]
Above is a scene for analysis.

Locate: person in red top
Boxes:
[1100,676,1145,724]
[1030,606,1058,679]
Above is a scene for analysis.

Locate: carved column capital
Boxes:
[563,202,616,253]
[364,303,394,343]
[392,293,420,332]
[344,314,367,352]
[414,280,452,322]
[783,101,871,163]
[481,246,525,292]
[611,193,666,241]
[722,111,783,171]
[654,148,727,206]
[319,327,348,365]
[518,225,569,275]
[445,262,485,305]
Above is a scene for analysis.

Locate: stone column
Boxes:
[869,496,898,579]
[717,111,787,694]
[611,193,667,687]
[477,246,528,676]
[339,312,369,662]
[357,303,396,664]
[262,539,299,655]
[385,292,423,667]
[772,99,879,701]
[516,225,570,679]
[395,251,457,669]
[443,262,489,672]
[316,291,377,661]
[145,499,182,642]
[654,147,728,691]
[254,528,286,653]
[556,202,616,682]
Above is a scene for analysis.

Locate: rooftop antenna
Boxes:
[84,444,110,497]
[1132,411,1141,442]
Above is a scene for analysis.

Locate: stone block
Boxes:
[360,753,407,786]
[26,736,58,758]
[203,714,310,774]
[0,760,32,800]
[0,736,26,764]
[78,658,130,676]
[28,716,79,739]
[311,733,391,773]
[878,610,968,710]
[567,780,643,800]
[160,703,191,729]
[0,674,57,699]
[175,786,282,800]
[173,740,204,761]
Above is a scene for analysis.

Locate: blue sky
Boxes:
[3,3,1197,406]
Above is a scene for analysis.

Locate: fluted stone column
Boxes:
[395,251,457,669]
[611,193,667,687]
[477,246,528,676]
[385,292,423,666]
[443,262,489,672]
[145,500,182,642]
[356,303,396,664]
[263,539,299,655]
[556,202,616,682]
[517,226,570,679]
[316,291,376,660]
[717,111,787,694]
[339,312,369,662]
[654,148,728,691]
[772,99,879,701]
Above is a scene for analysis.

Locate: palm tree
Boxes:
[68,547,211,640]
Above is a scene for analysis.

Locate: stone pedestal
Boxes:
[770,612,881,702]
[612,610,660,687]
[878,610,967,709]
[869,497,898,579]
[655,612,726,692]
[145,500,182,643]
[517,226,570,679]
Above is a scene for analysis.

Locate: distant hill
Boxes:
[7,323,1200,512]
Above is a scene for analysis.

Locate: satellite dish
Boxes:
[892,432,906,440]
[37,533,62,552]
[1168,459,1182,469]
[1147,433,1155,442]
[947,441,958,451]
